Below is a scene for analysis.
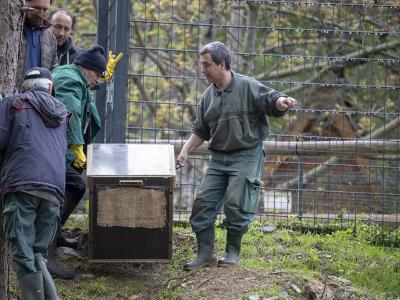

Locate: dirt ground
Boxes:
[9,228,366,300]
[60,229,366,300]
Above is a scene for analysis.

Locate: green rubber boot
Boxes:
[183,227,217,271]
[217,231,243,267]
[34,253,60,300]
[19,271,44,300]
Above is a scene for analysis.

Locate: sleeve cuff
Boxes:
[272,97,288,116]
[192,129,210,141]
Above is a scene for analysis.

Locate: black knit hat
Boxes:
[24,67,53,81]
[74,44,107,74]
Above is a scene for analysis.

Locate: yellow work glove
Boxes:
[70,144,86,169]
[104,51,123,81]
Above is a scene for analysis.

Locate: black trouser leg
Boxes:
[56,191,81,248]
[46,167,85,279]
[60,166,86,226]
[57,167,86,248]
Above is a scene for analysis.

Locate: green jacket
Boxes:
[193,71,287,152]
[52,64,101,166]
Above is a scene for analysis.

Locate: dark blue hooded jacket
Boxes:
[0,88,68,205]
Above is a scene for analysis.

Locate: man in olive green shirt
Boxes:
[177,41,297,270]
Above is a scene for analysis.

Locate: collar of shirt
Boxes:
[212,71,236,96]
[24,24,42,70]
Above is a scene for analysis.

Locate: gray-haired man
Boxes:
[177,41,297,270]
[0,67,67,299]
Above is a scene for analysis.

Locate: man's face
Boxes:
[48,12,73,46]
[25,0,51,28]
[84,68,105,89]
[200,53,225,84]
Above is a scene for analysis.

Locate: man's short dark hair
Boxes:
[200,41,232,70]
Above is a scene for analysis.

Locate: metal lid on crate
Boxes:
[87,144,176,177]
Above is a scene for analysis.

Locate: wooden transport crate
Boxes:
[87,144,176,262]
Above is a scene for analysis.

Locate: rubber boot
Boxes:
[217,231,244,267]
[57,235,79,249]
[19,271,45,300]
[46,229,75,280]
[183,227,217,271]
[34,253,60,300]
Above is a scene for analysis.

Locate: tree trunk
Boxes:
[0,1,23,94]
[0,0,24,298]
[242,3,258,75]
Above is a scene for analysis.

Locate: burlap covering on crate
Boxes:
[97,186,167,228]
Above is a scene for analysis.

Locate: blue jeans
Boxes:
[190,144,265,234]
[3,192,59,278]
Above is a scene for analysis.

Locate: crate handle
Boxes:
[119,179,143,186]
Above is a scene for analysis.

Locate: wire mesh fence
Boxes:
[101,0,400,231]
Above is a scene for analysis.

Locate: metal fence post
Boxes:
[110,0,130,143]
[95,0,109,143]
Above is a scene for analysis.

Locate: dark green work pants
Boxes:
[3,192,59,279]
[190,143,265,234]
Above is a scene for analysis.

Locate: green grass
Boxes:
[87,276,107,296]
[64,200,89,230]
[159,286,184,300]
[42,220,400,299]
[152,222,400,299]
[237,221,400,299]
[242,283,283,299]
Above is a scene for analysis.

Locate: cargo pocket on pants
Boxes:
[3,203,18,240]
[242,176,263,214]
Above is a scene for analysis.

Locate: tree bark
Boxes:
[242,3,258,75]
[0,0,24,298]
[0,1,23,95]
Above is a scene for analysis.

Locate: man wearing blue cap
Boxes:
[1,67,67,299]
[48,44,122,279]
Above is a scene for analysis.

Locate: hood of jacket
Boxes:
[58,37,74,56]
[12,88,68,127]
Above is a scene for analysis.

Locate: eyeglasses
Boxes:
[94,71,105,79]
